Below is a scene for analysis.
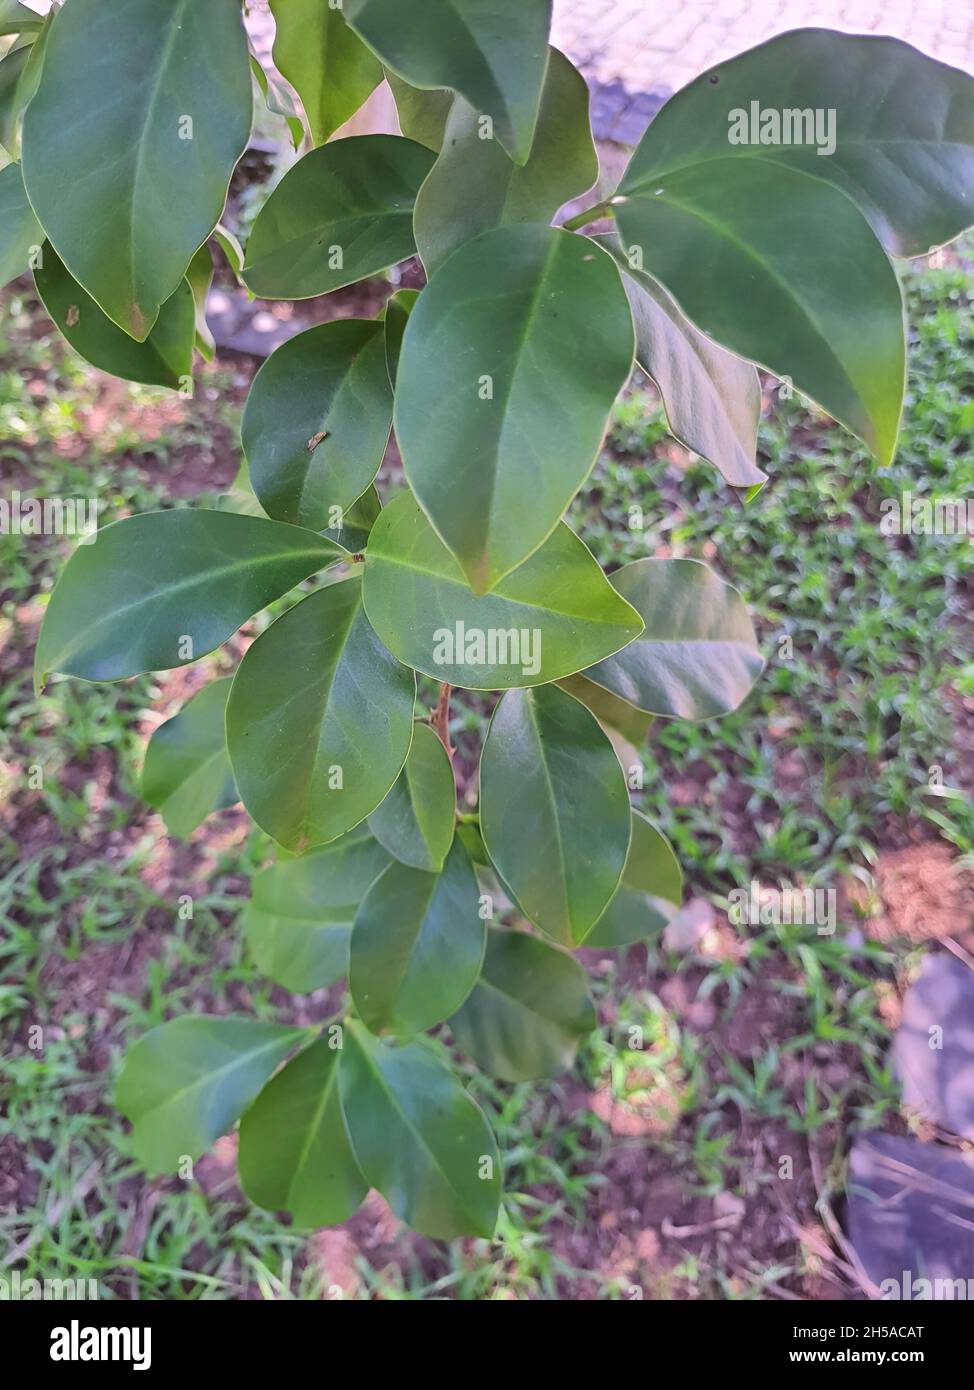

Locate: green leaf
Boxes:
[242,320,392,529]
[385,70,451,152]
[250,52,305,151]
[238,1037,368,1227]
[382,287,419,387]
[35,246,195,388]
[586,810,683,948]
[345,0,552,164]
[0,37,30,156]
[625,28,974,259]
[35,510,341,690]
[269,0,381,146]
[116,1016,306,1174]
[597,235,765,489]
[142,679,237,838]
[0,160,39,288]
[449,927,596,1082]
[556,672,653,746]
[322,485,381,553]
[362,493,643,689]
[244,828,391,992]
[583,558,765,720]
[414,47,597,277]
[368,720,455,871]
[226,576,415,853]
[350,839,482,1036]
[0,1,41,36]
[615,160,905,466]
[480,683,631,945]
[22,0,252,338]
[242,135,435,300]
[340,1020,501,1239]
[395,225,634,592]
[186,242,215,362]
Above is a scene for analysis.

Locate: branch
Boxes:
[430,682,455,761]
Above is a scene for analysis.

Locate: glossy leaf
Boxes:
[242,135,435,300]
[597,235,764,488]
[616,160,905,466]
[625,28,974,258]
[383,287,419,387]
[35,246,195,388]
[584,558,764,720]
[557,672,653,746]
[340,1020,501,1239]
[238,1037,368,1227]
[116,1016,306,1174]
[226,577,415,853]
[480,684,631,945]
[450,928,596,1081]
[396,225,634,591]
[414,47,597,276]
[351,839,483,1035]
[586,810,683,948]
[362,494,643,689]
[35,510,341,690]
[242,320,392,529]
[0,160,39,287]
[345,0,551,164]
[270,0,382,146]
[22,0,252,338]
[142,679,236,838]
[369,719,455,871]
[244,829,391,992]
[386,69,451,152]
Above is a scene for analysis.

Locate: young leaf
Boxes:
[449,928,596,1082]
[0,160,39,288]
[414,47,597,277]
[35,511,342,691]
[250,50,306,151]
[350,839,483,1036]
[382,287,419,387]
[615,160,906,466]
[385,69,451,152]
[344,0,552,164]
[116,1016,306,1174]
[242,320,392,529]
[142,678,237,838]
[244,829,391,993]
[597,235,765,489]
[0,35,31,156]
[480,684,631,945]
[368,719,455,872]
[585,810,683,948]
[625,28,974,259]
[186,242,216,362]
[238,1037,368,1227]
[269,0,382,146]
[242,135,435,300]
[22,0,252,338]
[362,494,643,689]
[395,225,634,592]
[340,1020,501,1239]
[583,558,765,720]
[226,576,416,853]
[34,245,195,388]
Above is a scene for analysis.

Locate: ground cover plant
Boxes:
[1,0,974,1262]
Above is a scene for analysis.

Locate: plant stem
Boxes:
[561,198,618,232]
[431,682,455,761]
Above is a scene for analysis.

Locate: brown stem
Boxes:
[430,682,455,761]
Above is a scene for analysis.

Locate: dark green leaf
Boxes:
[345,0,552,164]
[116,1016,306,1173]
[362,494,643,689]
[226,576,415,853]
[450,927,596,1081]
[414,47,597,277]
[242,135,435,300]
[242,320,392,529]
[340,1020,501,1239]
[35,510,341,690]
[270,0,382,146]
[322,485,381,553]
[350,839,483,1035]
[480,683,631,945]
[142,678,236,838]
[395,225,634,591]
[385,69,451,152]
[368,719,455,871]
[238,1037,368,1226]
[22,0,252,338]
[586,810,683,948]
[583,557,765,719]
[0,159,39,287]
[244,828,391,992]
